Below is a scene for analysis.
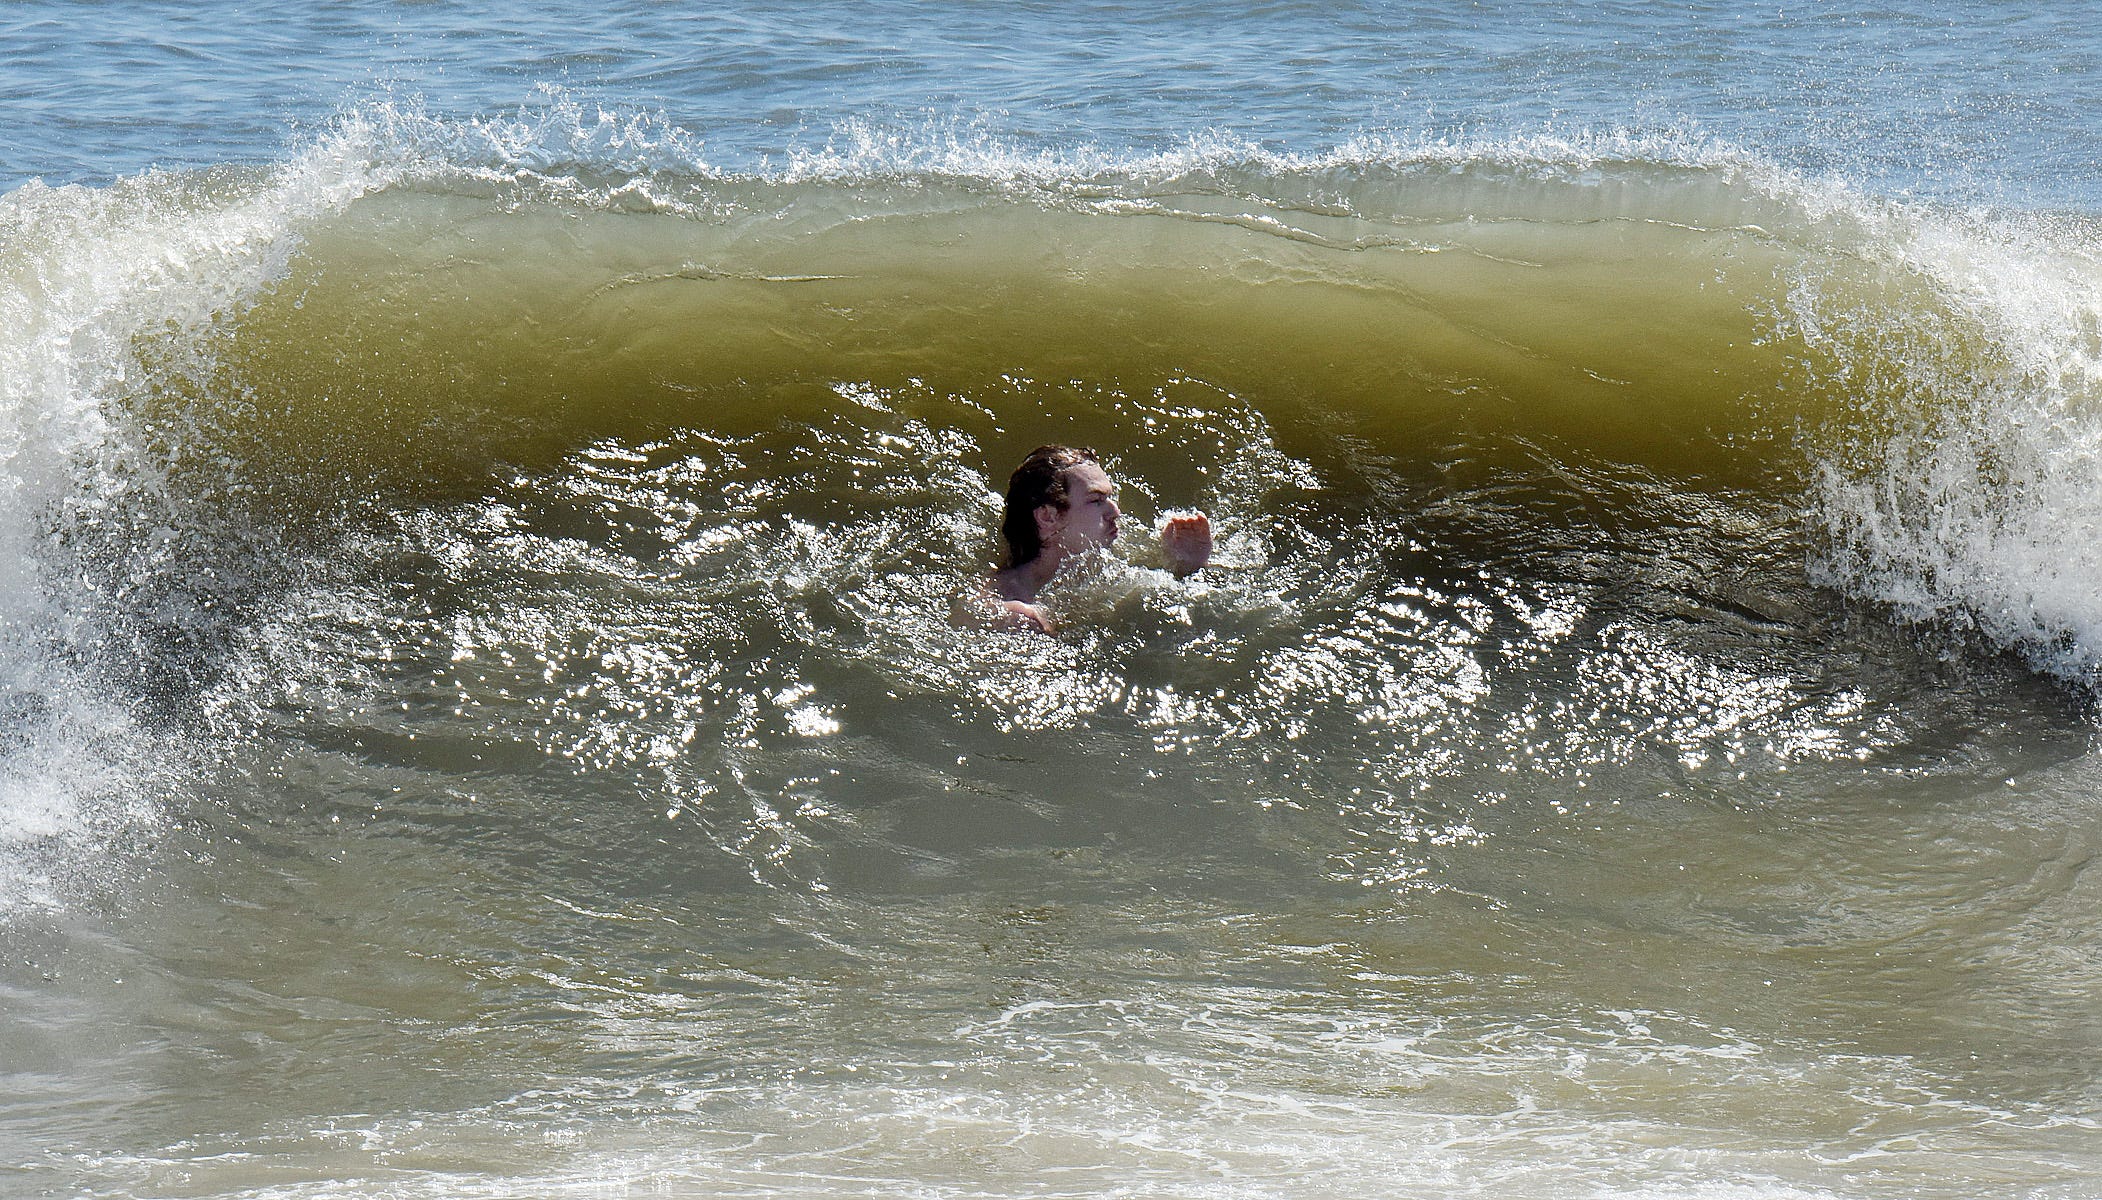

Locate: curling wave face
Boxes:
[6,103,2102,1198]
[8,107,2102,902]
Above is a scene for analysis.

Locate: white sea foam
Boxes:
[0,113,398,908]
[1791,200,2102,684]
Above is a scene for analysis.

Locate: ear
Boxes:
[1034,502,1064,540]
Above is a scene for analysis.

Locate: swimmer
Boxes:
[982,444,1212,633]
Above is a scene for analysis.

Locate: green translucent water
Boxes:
[6,18,2102,1196]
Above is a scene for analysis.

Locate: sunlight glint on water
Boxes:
[3,6,2101,1198]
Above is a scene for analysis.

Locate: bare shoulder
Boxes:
[954,575,1056,634]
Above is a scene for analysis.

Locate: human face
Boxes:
[1042,461,1120,554]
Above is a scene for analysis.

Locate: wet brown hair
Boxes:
[1001,444,1099,566]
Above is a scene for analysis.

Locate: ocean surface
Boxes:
[4,4,2101,1197]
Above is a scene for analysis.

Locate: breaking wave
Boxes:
[5,97,2100,906]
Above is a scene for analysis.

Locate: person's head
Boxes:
[1001,444,1120,567]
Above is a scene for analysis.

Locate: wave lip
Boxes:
[1796,203,2102,686]
[0,102,408,908]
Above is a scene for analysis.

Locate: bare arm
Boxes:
[993,599,1056,633]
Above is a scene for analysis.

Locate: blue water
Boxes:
[7,1,2099,207]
